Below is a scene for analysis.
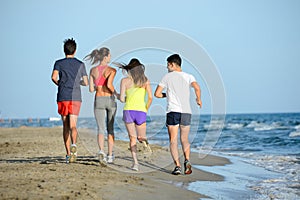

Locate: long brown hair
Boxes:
[84,47,110,65]
[114,58,148,87]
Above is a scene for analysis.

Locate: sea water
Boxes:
[1,113,300,199]
[190,113,300,199]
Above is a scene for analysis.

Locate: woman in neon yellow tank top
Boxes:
[115,58,152,171]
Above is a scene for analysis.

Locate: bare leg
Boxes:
[136,123,146,142]
[69,114,78,145]
[180,125,191,161]
[136,123,152,152]
[61,115,71,155]
[125,123,138,165]
[168,125,180,167]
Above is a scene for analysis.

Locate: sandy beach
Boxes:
[0,127,230,200]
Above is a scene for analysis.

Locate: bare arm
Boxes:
[145,80,153,110]
[80,76,88,86]
[119,78,127,103]
[191,81,202,108]
[154,85,166,98]
[89,69,95,92]
[51,70,59,86]
[106,68,116,93]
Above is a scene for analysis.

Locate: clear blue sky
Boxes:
[0,0,299,118]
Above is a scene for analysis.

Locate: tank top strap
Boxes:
[94,65,108,86]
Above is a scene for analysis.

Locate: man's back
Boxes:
[160,71,195,114]
[54,57,86,101]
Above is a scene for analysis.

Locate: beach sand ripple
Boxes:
[0,127,230,199]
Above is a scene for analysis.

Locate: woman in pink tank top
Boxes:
[85,47,118,164]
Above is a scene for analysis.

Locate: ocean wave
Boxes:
[290,125,300,137]
[245,121,290,132]
[214,152,300,199]
[203,120,224,130]
[226,123,245,130]
[289,131,300,138]
[294,124,300,129]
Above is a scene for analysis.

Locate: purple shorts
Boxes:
[123,110,147,125]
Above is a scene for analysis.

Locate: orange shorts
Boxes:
[57,101,81,116]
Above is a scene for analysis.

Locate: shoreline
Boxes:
[0,127,231,199]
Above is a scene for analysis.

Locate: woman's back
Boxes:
[121,77,148,112]
[90,65,116,96]
[124,87,147,112]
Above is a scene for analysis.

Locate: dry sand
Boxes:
[0,127,230,200]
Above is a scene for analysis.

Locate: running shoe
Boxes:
[131,163,139,171]
[171,166,182,175]
[142,140,152,153]
[107,155,114,164]
[69,144,77,163]
[98,150,107,167]
[184,160,192,175]
[65,155,70,164]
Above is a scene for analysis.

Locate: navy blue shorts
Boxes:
[166,112,191,126]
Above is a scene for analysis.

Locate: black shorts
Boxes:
[166,112,191,126]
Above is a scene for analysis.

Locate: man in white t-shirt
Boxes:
[154,54,202,175]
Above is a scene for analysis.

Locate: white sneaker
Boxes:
[131,163,139,171]
[70,144,77,163]
[107,155,114,164]
[98,150,107,167]
[70,144,77,153]
[142,140,152,153]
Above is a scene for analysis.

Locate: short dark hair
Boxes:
[63,38,76,55]
[167,54,181,66]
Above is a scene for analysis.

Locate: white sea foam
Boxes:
[246,121,260,128]
[189,155,279,199]
[294,124,300,130]
[246,121,275,131]
[203,120,224,130]
[226,123,244,130]
[290,125,300,137]
[215,152,300,200]
[289,131,300,137]
[246,121,288,132]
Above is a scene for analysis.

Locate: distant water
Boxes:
[1,113,300,199]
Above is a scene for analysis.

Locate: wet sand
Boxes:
[0,127,230,199]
